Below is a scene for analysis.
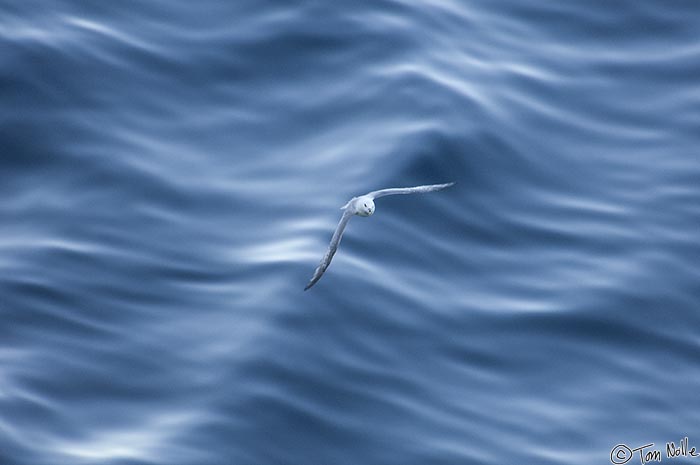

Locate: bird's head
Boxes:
[356,196,375,216]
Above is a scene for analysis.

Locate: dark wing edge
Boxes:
[304,208,354,290]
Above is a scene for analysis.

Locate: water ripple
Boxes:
[2,1,700,464]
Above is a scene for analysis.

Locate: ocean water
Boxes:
[2,1,700,464]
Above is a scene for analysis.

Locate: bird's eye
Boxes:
[364,203,367,207]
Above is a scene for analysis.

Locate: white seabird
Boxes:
[304,182,455,290]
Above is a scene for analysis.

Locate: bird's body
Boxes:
[304,182,454,290]
[341,195,375,216]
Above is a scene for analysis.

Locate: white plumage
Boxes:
[305,182,455,290]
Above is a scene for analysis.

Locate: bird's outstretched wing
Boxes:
[305,207,354,290]
[367,182,455,199]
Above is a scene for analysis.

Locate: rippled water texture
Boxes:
[2,1,700,464]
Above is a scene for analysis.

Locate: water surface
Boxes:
[2,1,700,464]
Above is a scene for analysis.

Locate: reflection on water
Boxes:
[1,1,700,464]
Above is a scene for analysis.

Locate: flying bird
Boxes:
[304,182,455,290]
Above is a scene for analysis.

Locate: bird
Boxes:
[304,182,455,290]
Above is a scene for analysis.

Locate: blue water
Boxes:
[2,1,700,464]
